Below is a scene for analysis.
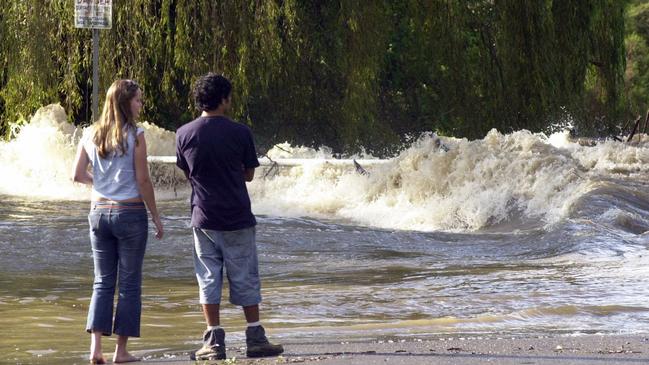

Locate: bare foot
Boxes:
[89,356,106,365]
[113,353,140,363]
[89,331,105,364]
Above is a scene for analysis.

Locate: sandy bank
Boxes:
[133,334,649,365]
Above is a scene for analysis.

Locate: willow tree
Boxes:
[246,0,394,152]
[489,0,625,134]
[0,0,89,134]
[173,0,283,124]
[0,0,633,150]
[625,0,649,116]
[97,0,190,129]
[495,0,573,131]
[584,0,627,133]
[0,0,7,136]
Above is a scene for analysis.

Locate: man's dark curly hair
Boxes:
[192,73,232,112]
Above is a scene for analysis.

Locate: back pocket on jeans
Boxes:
[88,213,101,232]
[119,213,148,235]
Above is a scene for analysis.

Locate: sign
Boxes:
[74,0,112,29]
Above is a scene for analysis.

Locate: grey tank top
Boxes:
[83,126,144,201]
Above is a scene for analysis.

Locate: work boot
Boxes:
[246,325,284,358]
[191,327,226,360]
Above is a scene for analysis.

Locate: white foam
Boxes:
[250,130,591,231]
[0,104,88,199]
[139,120,176,156]
[266,142,334,159]
[0,104,176,200]
[3,104,649,231]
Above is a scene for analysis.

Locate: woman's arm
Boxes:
[72,141,93,185]
[134,132,164,239]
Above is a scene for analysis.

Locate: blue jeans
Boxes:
[86,202,148,337]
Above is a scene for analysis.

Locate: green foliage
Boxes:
[625,0,649,117]
[0,0,89,137]
[0,0,637,151]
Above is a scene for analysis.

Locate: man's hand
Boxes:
[244,167,255,182]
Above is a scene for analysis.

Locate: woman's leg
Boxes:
[114,335,139,363]
[112,210,148,362]
[86,211,118,362]
[89,331,105,364]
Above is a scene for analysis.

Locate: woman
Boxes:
[72,79,164,364]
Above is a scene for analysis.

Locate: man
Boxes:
[175,73,283,360]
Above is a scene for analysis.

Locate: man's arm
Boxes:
[244,167,255,182]
[175,135,190,179]
[242,127,260,182]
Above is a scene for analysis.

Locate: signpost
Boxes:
[74,0,112,123]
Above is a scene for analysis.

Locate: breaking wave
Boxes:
[2,104,649,232]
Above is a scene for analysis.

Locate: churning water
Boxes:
[1,104,649,363]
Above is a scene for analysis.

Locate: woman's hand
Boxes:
[152,214,164,239]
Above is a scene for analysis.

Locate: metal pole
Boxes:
[92,28,99,122]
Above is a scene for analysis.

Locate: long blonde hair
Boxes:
[93,79,141,158]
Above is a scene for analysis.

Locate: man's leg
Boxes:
[243,304,259,323]
[243,306,283,358]
[192,228,226,360]
[242,303,283,357]
[222,227,283,358]
[203,304,221,326]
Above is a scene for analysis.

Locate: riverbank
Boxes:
[134,334,649,365]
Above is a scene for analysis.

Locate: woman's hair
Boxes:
[93,79,141,158]
[192,73,232,112]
